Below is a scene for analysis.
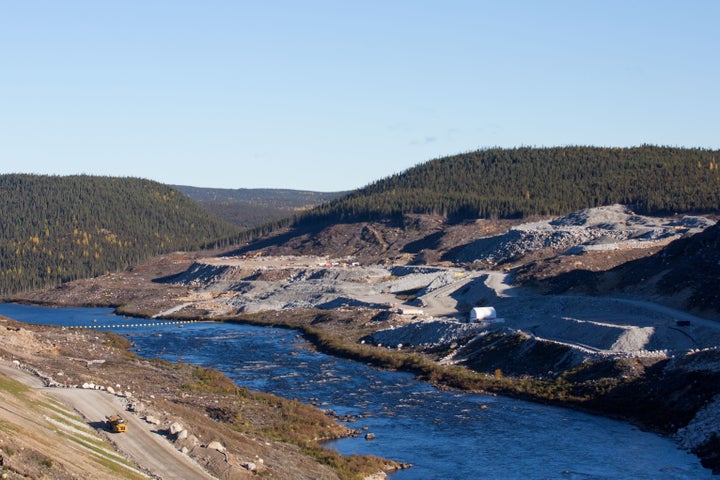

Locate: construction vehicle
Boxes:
[105,415,127,433]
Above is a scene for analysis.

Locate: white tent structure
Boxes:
[470,307,503,323]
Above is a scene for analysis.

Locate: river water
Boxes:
[0,303,712,479]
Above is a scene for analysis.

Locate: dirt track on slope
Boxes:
[47,388,216,480]
[0,361,45,387]
[0,360,215,480]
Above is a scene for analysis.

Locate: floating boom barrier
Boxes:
[68,319,201,329]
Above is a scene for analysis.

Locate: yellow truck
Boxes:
[105,415,127,433]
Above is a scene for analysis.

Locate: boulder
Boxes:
[169,422,184,435]
[176,429,188,440]
[363,473,387,480]
[145,415,161,425]
[207,441,226,452]
[365,433,376,440]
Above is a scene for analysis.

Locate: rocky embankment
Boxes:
[677,392,720,470]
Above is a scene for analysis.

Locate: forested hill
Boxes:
[172,185,344,207]
[173,185,345,228]
[297,146,720,225]
[0,175,240,295]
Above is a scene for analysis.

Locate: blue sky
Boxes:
[2,1,719,191]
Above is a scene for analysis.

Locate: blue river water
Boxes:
[0,303,713,479]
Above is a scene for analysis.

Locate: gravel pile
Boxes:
[364,319,487,348]
[454,204,715,264]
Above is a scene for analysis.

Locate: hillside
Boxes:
[524,221,720,315]
[0,175,240,295]
[296,146,720,225]
[5,147,716,296]
[173,185,345,228]
[0,359,149,480]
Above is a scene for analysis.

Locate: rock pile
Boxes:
[676,393,720,455]
[453,204,715,265]
[365,319,487,348]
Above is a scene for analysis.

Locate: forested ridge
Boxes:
[172,185,345,208]
[0,175,240,295]
[173,185,345,228]
[296,146,720,225]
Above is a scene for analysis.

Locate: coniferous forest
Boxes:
[296,146,720,225]
[0,175,240,295]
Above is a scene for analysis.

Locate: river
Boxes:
[0,303,712,479]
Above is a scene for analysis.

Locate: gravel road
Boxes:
[0,361,45,387]
[45,386,216,479]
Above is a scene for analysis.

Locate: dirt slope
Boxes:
[48,388,215,480]
[0,363,148,480]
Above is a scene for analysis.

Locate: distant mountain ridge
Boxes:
[173,185,346,228]
[172,185,346,208]
[0,175,240,295]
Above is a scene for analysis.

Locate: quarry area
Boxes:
[163,205,720,362]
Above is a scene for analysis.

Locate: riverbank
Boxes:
[0,313,403,480]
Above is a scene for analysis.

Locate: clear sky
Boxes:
[2,1,719,192]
